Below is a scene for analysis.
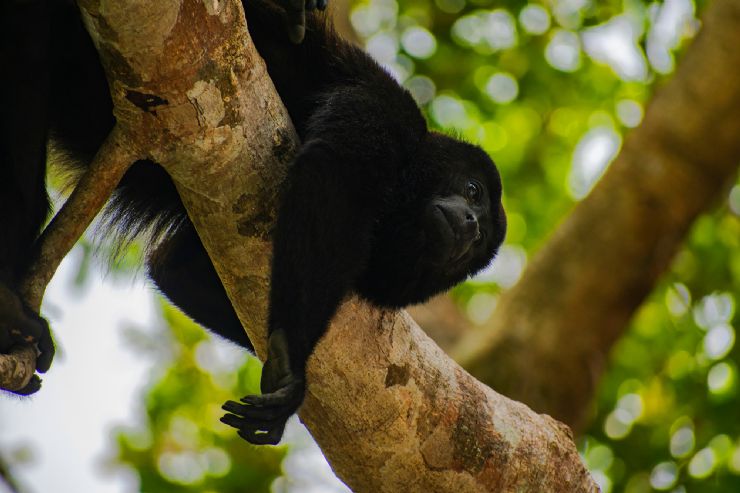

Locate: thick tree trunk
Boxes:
[1,0,597,491]
[454,0,740,431]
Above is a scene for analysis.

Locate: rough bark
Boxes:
[0,346,36,393]
[454,0,740,431]
[21,129,137,310]
[0,0,592,490]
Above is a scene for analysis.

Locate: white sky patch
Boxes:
[694,292,735,330]
[483,10,518,50]
[519,4,551,35]
[604,408,634,440]
[688,447,717,479]
[568,126,622,199]
[405,75,436,105]
[552,0,589,30]
[350,0,398,38]
[273,418,352,493]
[365,31,399,64]
[646,0,697,74]
[452,9,518,51]
[545,29,582,72]
[729,186,740,216]
[381,61,410,83]
[650,461,679,491]
[703,324,735,361]
[707,362,735,396]
[0,247,156,493]
[485,73,519,104]
[393,54,416,83]
[430,94,468,130]
[583,15,648,81]
[591,471,612,493]
[401,27,437,59]
[616,99,644,128]
[465,292,498,325]
[473,244,527,288]
[670,426,695,458]
[451,15,482,46]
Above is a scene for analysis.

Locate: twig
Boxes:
[21,127,138,309]
[0,127,137,392]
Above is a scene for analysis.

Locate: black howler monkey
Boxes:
[0,0,506,445]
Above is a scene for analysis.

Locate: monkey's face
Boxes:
[356,134,505,308]
[421,172,505,276]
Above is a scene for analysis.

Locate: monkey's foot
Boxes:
[221,328,305,444]
[221,375,305,445]
[0,282,55,391]
[10,375,42,395]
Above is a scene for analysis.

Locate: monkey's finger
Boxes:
[35,321,54,373]
[16,307,54,373]
[223,399,289,420]
[239,385,300,408]
[7,327,34,346]
[238,425,284,445]
[220,413,259,430]
[222,400,279,417]
[220,412,244,429]
[4,308,44,348]
[220,412,287,444]
[7,316,41,346]
[220,412,283,430]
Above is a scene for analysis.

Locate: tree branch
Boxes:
[0,127,137,392]
[1,0,597,489]
[454,0,740,431]
[21,127,138,310]
[0,346,37,394]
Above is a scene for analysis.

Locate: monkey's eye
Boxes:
[466,181,482,202]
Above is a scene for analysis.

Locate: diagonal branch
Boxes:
[0,127,137,392]
[2,0,597,489]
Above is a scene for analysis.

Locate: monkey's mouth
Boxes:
[433,206,473,263]
[434,205,457,238]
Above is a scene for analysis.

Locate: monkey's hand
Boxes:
[221,329,305,445]
[275,0,329,44]
[0,282,55,395]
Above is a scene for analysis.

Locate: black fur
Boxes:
[0,0,506,443]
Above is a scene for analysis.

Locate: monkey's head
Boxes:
[356,132,506,308]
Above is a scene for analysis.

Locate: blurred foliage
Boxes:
[581,193,740,493]
[98,0,739,491]
[114,302,284,492]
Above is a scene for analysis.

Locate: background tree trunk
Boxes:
[453,0,740,432]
